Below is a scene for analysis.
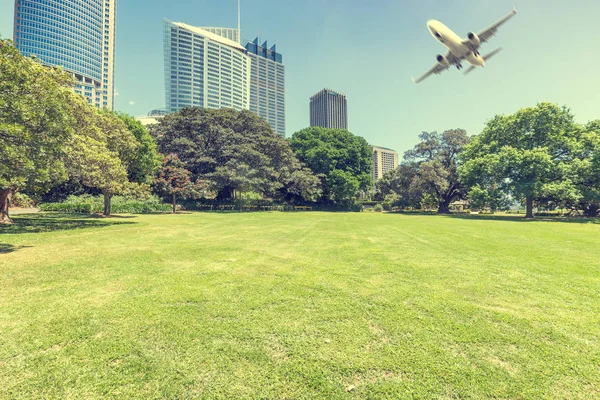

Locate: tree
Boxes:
[403,129,470,213]
[151,107,319,202]
[0,39,75,223]
[115,112,161,184]
[460,103,579,218]
[375,164,422,209]
[65,96,139,216]
[154,154,204,213]
[566,121,600,216]
[290,127,372,205]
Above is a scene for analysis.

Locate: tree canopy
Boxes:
[377,129,469,213]
[151,107,319,202]
[154,153,204,213]
[0,39,75,222]
[290,127,372,205]
[460,103,580,218]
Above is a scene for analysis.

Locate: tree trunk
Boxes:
[0,189,13,224]
[525,196,534,219]
[103,191,112,217]
[437,199,451,214]
[217,186,235,201]
[172,194,177,214]
[583,203,599,218]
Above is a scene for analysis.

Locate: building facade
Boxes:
[371,146,399,181]
[245,38,285,136]
[13,0,116,110]
[200,27,240,44]
[164,20,250,113]
[310,89,348,130]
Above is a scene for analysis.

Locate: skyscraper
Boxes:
[310,89,348,130]
[245,38,285,136]
[163,20,250,113]
[371,146,399,181]
[13,0,116,110]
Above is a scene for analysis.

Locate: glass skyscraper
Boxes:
[245,38,285,136]
[310,89,348,130]
[163,20,250,113]
[13,0,116,110]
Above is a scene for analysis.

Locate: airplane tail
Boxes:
[464,47,503,75]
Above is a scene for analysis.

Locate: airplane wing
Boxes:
[411,51,461,84]
[463,47,503,75]
[476,8,517,44]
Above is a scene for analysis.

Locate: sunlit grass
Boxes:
[1,212,599,398]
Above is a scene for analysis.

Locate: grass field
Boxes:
[1,212,599,399]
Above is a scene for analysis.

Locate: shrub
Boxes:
[373,203,384,212]
[40,195,171,214]
[12,193,35,208]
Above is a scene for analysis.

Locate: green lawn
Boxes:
[1,212,599,399]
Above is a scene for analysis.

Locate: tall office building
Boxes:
[164,20,250,113]
[245,38,285,136]
[13,0,116,110]
[200,27,240,43]
[310,89,348,130]
[371,146,399,181]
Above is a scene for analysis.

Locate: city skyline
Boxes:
[2,0,600,155]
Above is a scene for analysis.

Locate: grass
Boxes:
[1,211,599,399]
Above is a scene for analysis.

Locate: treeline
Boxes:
[0,38,373,223]
[376,103,600,218]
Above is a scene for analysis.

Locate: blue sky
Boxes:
[2,0,600,155]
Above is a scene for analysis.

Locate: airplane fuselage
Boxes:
[427,20,485,67]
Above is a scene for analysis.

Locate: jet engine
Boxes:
[436,54,449,67]
[467,32,481,46]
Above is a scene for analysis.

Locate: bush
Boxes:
[12,193,35,208]
[373,203,384,212]
[40,195,171,214]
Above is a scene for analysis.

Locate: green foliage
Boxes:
[151,108,319,202]
[467,184,511,212]
[115,112,161,184]
[11,193,35,208]
[153,154,204,212]
[376,130,469,213]
[39,194,171,214]
[460,103,580,218]
[0,39,76,222]
[290,127,372,205]
[373,203,384,212]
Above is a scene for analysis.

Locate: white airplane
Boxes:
[411,8,517,83]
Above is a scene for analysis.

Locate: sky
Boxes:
[2,0,600,155]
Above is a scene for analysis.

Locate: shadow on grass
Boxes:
[388,211,600,224]
[0,213,137,235]
[0,243,34,254]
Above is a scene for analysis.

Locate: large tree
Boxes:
[0,39,75,223]
[65,96,139,216]
[387,129,470,213]
[290,127,372,205]
[460,103,580,218]
[151,107,319,202]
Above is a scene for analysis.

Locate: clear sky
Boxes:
[2,0,600,155]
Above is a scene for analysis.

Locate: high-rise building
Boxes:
[13,0,116,110]
[164,20,251,113]
[371,146,399,181]
[245,38,285,136]
[310,89,348,130]
[200,27,240,44]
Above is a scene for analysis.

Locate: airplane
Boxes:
[411,8,517,83]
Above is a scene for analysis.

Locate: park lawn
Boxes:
[1,212,599,399]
